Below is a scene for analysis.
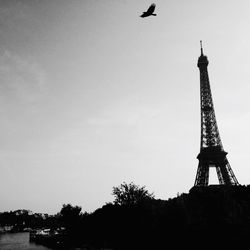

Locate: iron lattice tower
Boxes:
[194,41,239,186]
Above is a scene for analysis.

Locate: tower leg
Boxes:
[216,166,224,184]
[195,162,209,186]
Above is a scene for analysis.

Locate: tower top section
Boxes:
[197,40,209,68]
[200,40,204,55]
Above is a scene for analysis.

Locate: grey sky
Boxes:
[0,0,250,214]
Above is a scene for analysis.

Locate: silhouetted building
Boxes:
[194,41,239,186]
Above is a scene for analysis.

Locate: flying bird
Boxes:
[140,3,157,18]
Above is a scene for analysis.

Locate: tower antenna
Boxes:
[200,40,204,55]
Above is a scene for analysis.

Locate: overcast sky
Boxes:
[1,0,250,214]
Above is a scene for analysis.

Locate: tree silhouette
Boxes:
[112,182,154,206]
[59,204,82,232]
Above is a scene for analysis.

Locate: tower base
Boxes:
[194,146,239,186]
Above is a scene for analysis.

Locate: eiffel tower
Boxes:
[194,41,239,186]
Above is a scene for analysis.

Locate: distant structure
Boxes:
[194,41,239,186]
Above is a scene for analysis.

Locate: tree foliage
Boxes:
[59,204,82,231]
[112,182,154,206]
[60,204,82,218]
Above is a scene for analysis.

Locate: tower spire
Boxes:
[200,40,203,55]
[194,43,239,186]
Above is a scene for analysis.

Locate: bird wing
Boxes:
[140,12,148,17]
[146,3,156,14]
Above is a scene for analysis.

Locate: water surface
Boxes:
[0,232,53,250]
